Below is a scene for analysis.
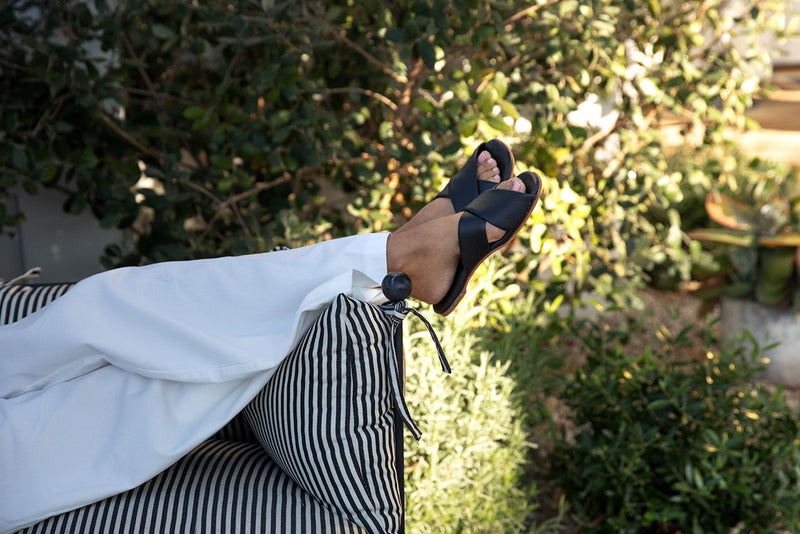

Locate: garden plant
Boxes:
[551,319,800,533]
[2,0,799,532]
[689,161,800,310]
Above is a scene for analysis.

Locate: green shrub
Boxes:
[550,323,800,533]
[503,0,793,310]
[2,0,793,310]
[402,260,565,534]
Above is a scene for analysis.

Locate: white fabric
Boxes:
[0,232,389,534]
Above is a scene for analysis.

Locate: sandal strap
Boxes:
[436,139,514,212]
[458,212,491,272]
[465,172,539,228]
[459,172,540,270]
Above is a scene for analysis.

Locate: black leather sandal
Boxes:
[434,171,542,315]
[434,139,515,212]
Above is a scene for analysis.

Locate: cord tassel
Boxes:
[380,300,450,441]
[406,307,451,374]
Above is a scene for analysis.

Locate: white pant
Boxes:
[0,233,389,533]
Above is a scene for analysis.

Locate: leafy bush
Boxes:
[2,0,793,309]
[402,259,565,534]
[687,156,800,310]
[550,322,800,533]
[501,0,793,309]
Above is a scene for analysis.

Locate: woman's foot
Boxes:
[394,150,504,236]
[387,175,528,307]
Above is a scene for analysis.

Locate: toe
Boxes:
[497,176,526,193]
[476,151,500,183]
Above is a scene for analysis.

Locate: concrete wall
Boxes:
[0,187,125,283]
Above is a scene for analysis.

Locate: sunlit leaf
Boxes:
[759,232,800,247]
[687,228,756,247]
[705,192,759,231]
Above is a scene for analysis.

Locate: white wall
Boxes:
[772,0,800,66]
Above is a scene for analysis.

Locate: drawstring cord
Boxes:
[380,300,450,441]
[0,267,42,288]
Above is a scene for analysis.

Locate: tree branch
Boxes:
[321,87,398,110]
[314,13,407,84]
[120,31,165,110]
[98,112,166,162]
[32,91,74,138]
[196,174,293,245]
[503,0,558,26]
[217,175,292,210]
[579,118,619,154]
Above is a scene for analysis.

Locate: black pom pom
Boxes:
[382,272,412,302]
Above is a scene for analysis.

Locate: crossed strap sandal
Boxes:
[434,171,542,315]
[434,139,515,212]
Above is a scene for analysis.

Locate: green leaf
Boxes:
[647,399,672,411]
[210,154,231,170]
[759,232,800,247]
[648,0,661,16]
[151,24,175,40]
[385,28,406,43]
[52,121,74,133]
[687,228,756,247]
[63,194,86,215]
[11,146,28,171]
[73,151,99,169]
[705,192,760,231]
[41,164,59,185]
[493,72,508,99]
[183,106,206,120]
[417,39,436,70]
[486,115,511,132]
[456,115,478,137]
[755,246,796,305]
[378,121,393,141]
[439,140,462,157]
[496,98,520,120]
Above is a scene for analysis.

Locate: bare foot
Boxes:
[387,176,526,305]
[393,150,503,236]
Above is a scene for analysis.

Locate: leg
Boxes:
[387,175,528,307]
[393,149,505,236]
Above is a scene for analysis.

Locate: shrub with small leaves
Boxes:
[1,0,794,311]
[550,324,800,533]
[401,259,566,534]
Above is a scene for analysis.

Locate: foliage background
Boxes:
[3,0,792,306]
[2,0,798,532]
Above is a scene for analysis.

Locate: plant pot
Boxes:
[721,297,800,386]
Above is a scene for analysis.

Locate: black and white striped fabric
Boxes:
[14,439,368,534]
[0,282,74,324]
[244,294,406,534]
[2,280,408,534]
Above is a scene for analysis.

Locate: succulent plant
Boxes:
[689,190,800,309]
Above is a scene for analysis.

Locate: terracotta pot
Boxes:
[721,297,800,386]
